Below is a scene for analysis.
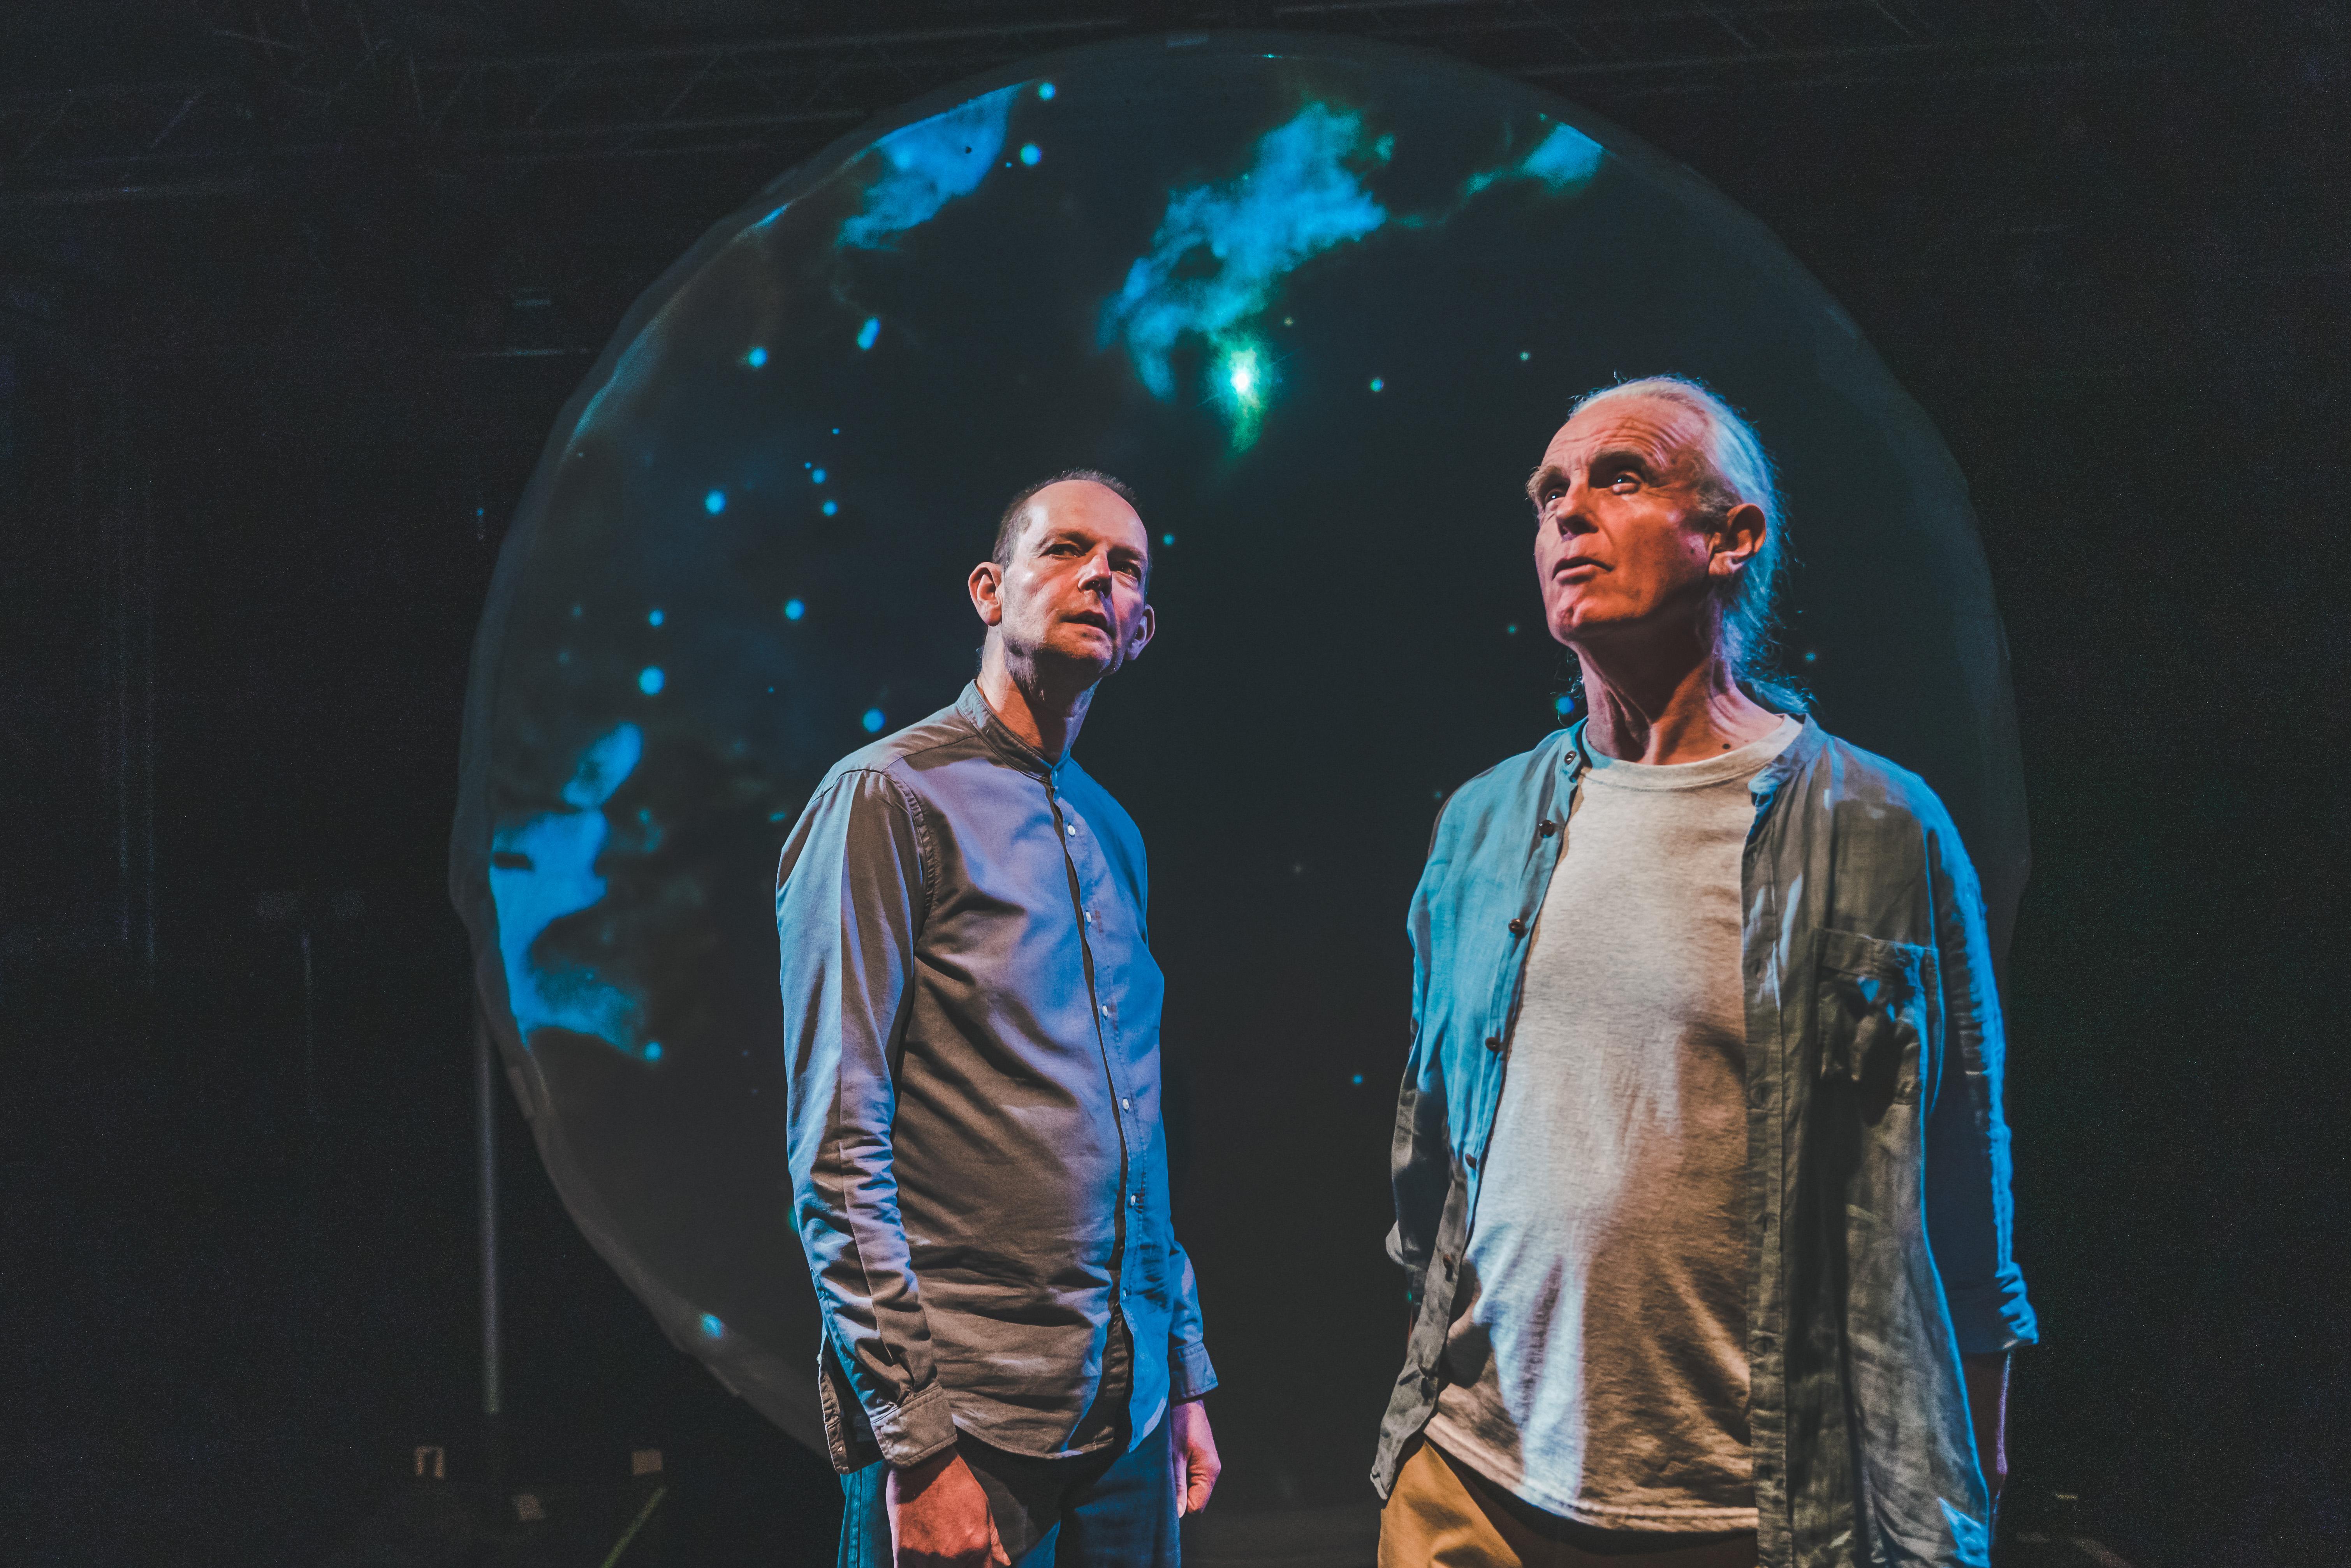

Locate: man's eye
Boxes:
[1608,473,1640,491]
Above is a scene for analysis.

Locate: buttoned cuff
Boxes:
[869,1382,960,1468]
[1170,1340,1219,1401]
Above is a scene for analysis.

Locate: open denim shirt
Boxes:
[1376,718,2036,1568]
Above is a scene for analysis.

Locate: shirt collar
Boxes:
[956,680,1068,781]
[1559,711,1824,798]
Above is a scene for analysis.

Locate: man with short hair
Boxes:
[1375,378,2035,1567]
[778,472,1219,1568]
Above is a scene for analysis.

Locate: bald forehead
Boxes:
[1007,478,1152,581]
[1543,393,1710,474]
[1021,478,1143,536]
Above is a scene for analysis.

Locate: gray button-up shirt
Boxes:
[1378,717,2036,1567]
[777,682,1215,1472]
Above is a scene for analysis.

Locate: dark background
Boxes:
[3,3,2343,1566]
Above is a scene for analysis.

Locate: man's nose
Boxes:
[1546,484,1594,535]
[1078,552,1115,590]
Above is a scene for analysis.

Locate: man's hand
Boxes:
[1961,1352,2011,1504]
[885,1448,1008,1567]
[1168,1398,1222,1517]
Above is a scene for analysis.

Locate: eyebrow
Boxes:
[1036,526,1148,568]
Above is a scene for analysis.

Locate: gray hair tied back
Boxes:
[1566,374,1808,714]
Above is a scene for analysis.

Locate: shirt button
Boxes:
[1130,1193,1141,1207]
[1508,917,1527,936]
[1120,1097,1132,1110]
[1484,1035,1503,1053]
[1538,819,1556,837]
[1464,1153,1478,1169]
[1065,823,1078,836]
[1100,1004,1111,1017]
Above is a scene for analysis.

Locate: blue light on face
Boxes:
[811,468,827,484]
[639,667,665,695]
[857,317,880,350]
[700,1313,724,1337]
[648,609,664,626]
[704,489,726,514]
[861,708,886,734]
[784,599,806,621]
[1037,81,1055,100]
[822,500,839,517]
[746,346,767,368]
[1019,144,1041,166]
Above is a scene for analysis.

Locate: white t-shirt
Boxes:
[1427,717,1798,1530]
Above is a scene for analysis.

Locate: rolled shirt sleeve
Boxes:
[1921,809,2039,1356]
[776,769,961,1466]
[1166,1234,1218,1400]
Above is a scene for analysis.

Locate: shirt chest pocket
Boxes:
[1815,927,1936,1116]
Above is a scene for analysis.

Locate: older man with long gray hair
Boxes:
[1374,377,2035,1567]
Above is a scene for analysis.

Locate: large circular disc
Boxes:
[451,30,2026,1508]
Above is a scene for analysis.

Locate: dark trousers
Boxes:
[837,1415,1177,1568]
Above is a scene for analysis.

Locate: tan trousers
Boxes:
[1378,1440,1761,1568]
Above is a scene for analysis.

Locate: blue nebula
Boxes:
[784,599,806,621]
[704,489,726,514]
[861,708,886,734]
[489,725,648,1058]
[1019,143,1041,166]
[700,1312,724,1337]
[1462,120,1605,202]
[839,86,1016,249]
[1519,123,1606,189]
[822,500,839,517]
[857,317,880,351]
[648,608,664,626]
[745,346,767,368]
[639,667,665,695]
[1102,104,1388,402]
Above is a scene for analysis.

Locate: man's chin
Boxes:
[1040,634,1119,678]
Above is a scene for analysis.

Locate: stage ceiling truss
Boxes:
[1,0,2173,200]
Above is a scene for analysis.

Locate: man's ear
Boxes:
[1125,603,1157,661]
[968,560,1005,626]
[1712,501,1767,577]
